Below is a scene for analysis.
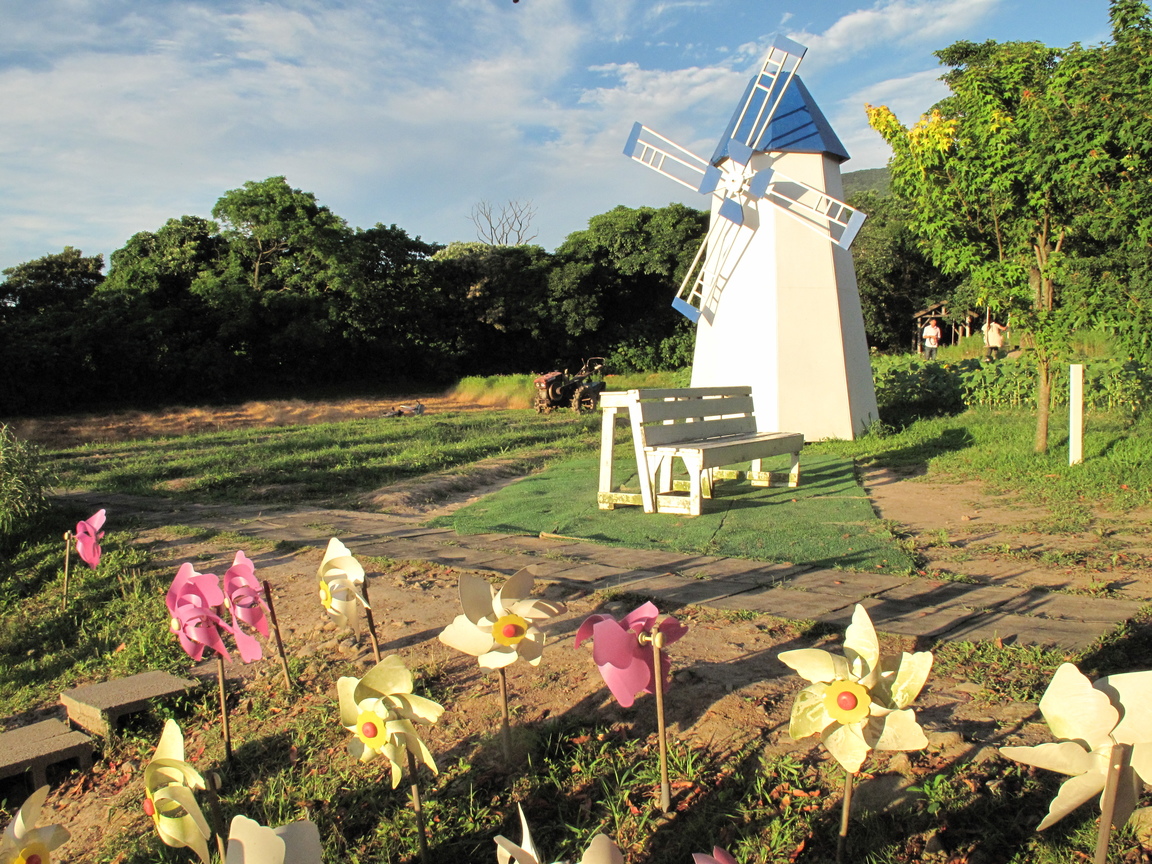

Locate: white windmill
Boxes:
[624,34,878,440]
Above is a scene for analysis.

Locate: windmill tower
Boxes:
[624,35,878,440]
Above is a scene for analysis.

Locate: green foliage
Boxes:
[870,354,968,423]
[0,425,53,548]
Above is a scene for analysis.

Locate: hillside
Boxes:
[842,165,891,197]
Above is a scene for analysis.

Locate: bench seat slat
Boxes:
[649,432,803,469]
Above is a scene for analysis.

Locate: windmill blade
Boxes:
[747,166,866,249]
[672,217,745,322]
[730,34,807,152]
[624,123,712,193]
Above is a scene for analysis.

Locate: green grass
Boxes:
[49,410,603,505]
[434,454,915,572]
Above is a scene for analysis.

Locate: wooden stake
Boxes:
[217,654,233,762]
[837,771,855,864]
[645,630,671,814]
[407,749,430,864]
[497,666,512,764]
[1070,363,1084,466]
[359,574,382,664]
[62,531,72,611]
[202,770,228,862]
[261,580,294,691]
[1095,743,1131,864]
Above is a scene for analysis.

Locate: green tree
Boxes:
[868,39,1084,452]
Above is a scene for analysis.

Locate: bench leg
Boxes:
[701,467,714,500]
[684,453,705,516]
[788,451,801,487]
[655,454,674,494]
[597,406,618,509]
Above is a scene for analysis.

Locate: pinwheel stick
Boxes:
[261,580,294,691]
[62,530,72,611]
[497,666,513,763]
[837,770,855,864]
[203,771,228,862]
[640,629,671,813]
[1095,743,1131,864]
[216,655,233,761]
[359,574,382,664]
[407,749,430,864]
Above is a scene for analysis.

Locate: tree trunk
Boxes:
[1035,355,1051,453]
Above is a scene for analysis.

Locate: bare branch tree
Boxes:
[469,199,538,245]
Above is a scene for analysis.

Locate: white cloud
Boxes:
[790,0,1001,69]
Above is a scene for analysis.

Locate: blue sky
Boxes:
[0,0,1115,272]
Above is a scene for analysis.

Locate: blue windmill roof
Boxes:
[709,74,850,165]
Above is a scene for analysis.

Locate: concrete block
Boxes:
[61,671,198,736]
[783,569,907,597]
[0,719,93,786]
[703,588,854,621]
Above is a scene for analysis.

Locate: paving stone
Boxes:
[942,611,1117,650]
[61,671,199,736]
[874,581,1026,611]
[783,569,908,597]
[998,591,1144,623]
[572,567,669,588]
[703,588,854,620]
[672,557,795,581]
[820,598,978,639]
[0,719,93,786]
[579,547,688,571]
[620,573,750,606]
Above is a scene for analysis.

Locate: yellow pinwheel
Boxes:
[318,537,368,630]
[779,604,933,773]
[494,804,623,864]
[0,786,70,864]
[143,719,212,864]
[337,655,445,788]
[438,569,565,669]
[225,814,322,864]
[1001,663,1152,830]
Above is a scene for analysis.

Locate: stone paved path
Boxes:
[76,493,1145,651]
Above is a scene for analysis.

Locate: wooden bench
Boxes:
[597,386,803,516]
[0,719,93,787]
[60,670,198,736]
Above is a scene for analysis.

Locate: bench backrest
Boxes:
[621,386,757,447]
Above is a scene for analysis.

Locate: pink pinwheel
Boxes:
[694,848,738,864]
[75,508,106,569]
[222,551,268,663]
[575,601,688,708]
[167,563,235,662]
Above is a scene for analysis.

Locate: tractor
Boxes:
[532,357,606,413]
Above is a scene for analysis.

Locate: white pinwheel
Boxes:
[318,538,368,630]
[439,570,565,669]
[494,805,623,864]
[225,814,322,864]
[337,655,445,788]
[143,719,212,864]
[779,604,933,773]
[1001,663,1152,830]
[0,786,70,864]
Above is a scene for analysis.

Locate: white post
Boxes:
[1069,363,1084,466]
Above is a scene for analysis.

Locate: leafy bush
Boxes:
[0,424,54,547]
[870,355,969,424]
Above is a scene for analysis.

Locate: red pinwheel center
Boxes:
[361,722,378,739]
[502,624,518,638]
[142,798,155,816]
[25,855,42,864]
[492,613,528,646]
[836,690,858,711]
[824,680,870,724]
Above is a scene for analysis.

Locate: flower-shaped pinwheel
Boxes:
[1001,663,1152,830]
[225,814,322,864]
[439,570,565,669]
[318,538,368,630]
[338,655,445,788]
[143,719,212,864]
[779,604,933,774]
[168,562,233,661]
[574,601,688,708]
[75,508,106,569]
[222,551,269,663]
[494,805,623,864]
[693,848,738,864]
[0,785,70,864]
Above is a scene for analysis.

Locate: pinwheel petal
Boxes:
[580,835,625,864]
[517,629,546,666]
[865,708,928,752]
[1001,741,1097,778]
[458,573,496,623]
[1131,743,1152,787]
[154,784,212,864]
[778,648,850,684]
[574,614,610,648]
[657,614,689,645]
[1037,771,1107,830]
[360,655,415,699]
[789,683,833,739]
[620,601,660,632]
[479,645,520,669]
[1040,663,1118,751]
[844,604,881,687]
[599,655,652,708]
[440,614,495,657]
[823,721,871,774]
[590,618,639,670]
[1096,670,1152,745]
[391,693,446,725]
[495,568,535,611]
[337,677,361,728]
[887,651,934,709]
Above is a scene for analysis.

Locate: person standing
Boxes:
[922,318,942,360]
[982,319,1007,361]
